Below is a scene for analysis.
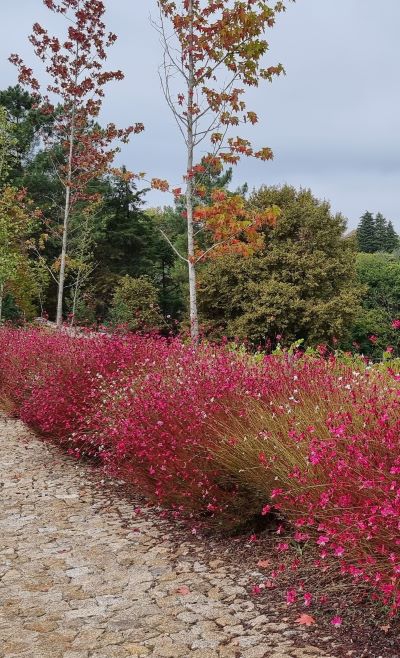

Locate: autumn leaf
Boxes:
[295,614,316,627]
[176,585,190,595]
[257,559,270,569]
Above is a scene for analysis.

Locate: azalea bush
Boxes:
[1,326,400,614]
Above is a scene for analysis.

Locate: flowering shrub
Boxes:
[1,327,400,613]
[0,328,271,525]
[212,357,400,615]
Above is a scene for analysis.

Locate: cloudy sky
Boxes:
[1,0,399,230]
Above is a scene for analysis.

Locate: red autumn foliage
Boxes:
[10,0,141,205]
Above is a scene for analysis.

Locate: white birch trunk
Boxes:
[56,107,76,329]
[186,0,199,342]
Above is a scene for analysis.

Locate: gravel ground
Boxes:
[0,415,382,658]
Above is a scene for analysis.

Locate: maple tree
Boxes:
[10,0,143,327]
[155,0,291,339]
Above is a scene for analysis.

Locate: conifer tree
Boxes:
[374,212,388,252]
[385,220,399,253]
[357,212,376,253]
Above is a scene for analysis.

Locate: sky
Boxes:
[0,0,399,230]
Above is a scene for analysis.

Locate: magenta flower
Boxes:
[286,588,297,605]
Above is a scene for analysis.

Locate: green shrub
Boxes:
[110,275,164,331]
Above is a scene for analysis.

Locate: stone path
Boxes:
[0,416,337,658]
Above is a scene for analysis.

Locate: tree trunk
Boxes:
[186,0,199,342]
[56,112,75,328]
[70,269,81,328]
[56,62,78,328]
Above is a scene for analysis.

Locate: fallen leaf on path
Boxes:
[295,614,316,626]
[176,585,190,595]
[257,559,270,568]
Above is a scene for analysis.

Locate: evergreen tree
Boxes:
[356,211,399,254]
[91,173,183,322]
[385,220,399,253]
[0,85,54,181]
[375,212,388,252]
[357,212,376,253]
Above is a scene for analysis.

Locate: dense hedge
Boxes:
[1,327,400,614]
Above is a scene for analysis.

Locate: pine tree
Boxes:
[385,220,399,253]
[374,212,388,252]
[357,212,377,253]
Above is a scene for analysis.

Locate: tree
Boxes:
[0,187,42,322]
[0,107,17,184]
[347,252,400,356]
[385,220,399,253]
[375,212,388,252]
[198,185,362,345]
[110,275,165,332]
[11,0,143,327]
[155,0,290,340]
[357,211,399,254]
[0,97,48,322]
[89,173,172,320]
[0,85,54,179]
[357,211,376,253]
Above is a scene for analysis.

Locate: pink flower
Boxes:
[277,542,289,552]
[331,616,342,627]
[317,535,330,546]
[392,319,400,330]
[271,488,284,499]
[286,588,297,605]
[304,592,313,607]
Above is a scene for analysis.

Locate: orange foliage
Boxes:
[193,189,278,260]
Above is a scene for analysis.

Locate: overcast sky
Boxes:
[1,0,399,230]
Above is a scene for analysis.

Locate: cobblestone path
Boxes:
[0,416,337,658]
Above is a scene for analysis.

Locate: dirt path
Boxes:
[0,416,337,658]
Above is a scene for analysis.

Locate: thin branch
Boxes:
[195,238,231,263]
[30,247,59,284]
[158,228,189,263]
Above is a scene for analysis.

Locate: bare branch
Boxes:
[158,228,189,263]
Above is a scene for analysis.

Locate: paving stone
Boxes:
[0,416,336,658]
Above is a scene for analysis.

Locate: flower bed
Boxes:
[1,326,400,613]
